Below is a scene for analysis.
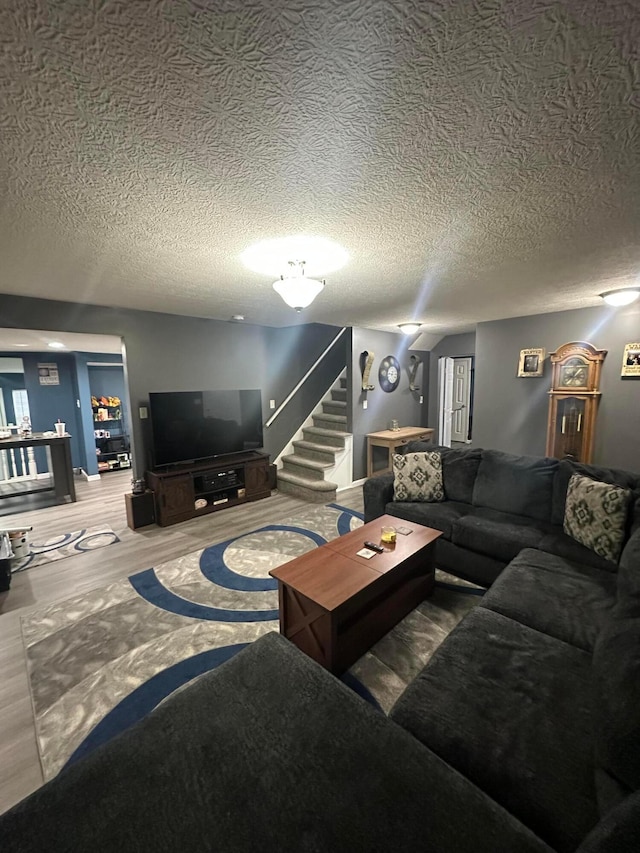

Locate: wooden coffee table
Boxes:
[269,515,442,675]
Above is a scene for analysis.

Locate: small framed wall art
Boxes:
[517,347,546,377]
[621,343,640,377]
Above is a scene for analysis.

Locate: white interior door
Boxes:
[438,357,454,447]
[451,357,472,442]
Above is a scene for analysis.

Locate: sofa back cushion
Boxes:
[551,459,640,529]
[393,452,444,502]
[563,473,632,564]
[403,443,482,505]
[618,529,640,613]
[472,449,558,522]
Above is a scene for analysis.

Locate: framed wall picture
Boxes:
[621,343,640,377]
[517,348,545,377]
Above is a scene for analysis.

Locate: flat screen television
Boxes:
[149,389,264,467]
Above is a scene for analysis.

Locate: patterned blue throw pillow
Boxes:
[563,473,631,563]
[393,452,444,502]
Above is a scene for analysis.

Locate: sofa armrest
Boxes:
[0,633,551,853]
[363,472,395,522]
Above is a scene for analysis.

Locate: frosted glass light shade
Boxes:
[273,276,325,311]
[398,323,421,334]
[600,289,640,306]
[242,236,348,277]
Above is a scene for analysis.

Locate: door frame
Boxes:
[437,355,474,445]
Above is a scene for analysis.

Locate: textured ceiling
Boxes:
[0,0,639,333]
[0,328,123,354]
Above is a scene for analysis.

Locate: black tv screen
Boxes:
[149,389,264,467]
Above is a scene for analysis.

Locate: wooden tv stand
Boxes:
[146,451,270,527]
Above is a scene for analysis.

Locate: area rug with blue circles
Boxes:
[20,504,482,781]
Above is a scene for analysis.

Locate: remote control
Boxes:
[363,541,385,553]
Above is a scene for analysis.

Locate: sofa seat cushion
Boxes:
[450,508,549,563]
[472,449,558,523]
[538,529,618,573]
[480,548,617,652]
[576,789,640,853]
[593,613,640,815]
[385,500,470,538]
[390,608,598,853]
[0,632,554,853]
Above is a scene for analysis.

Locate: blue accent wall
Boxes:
[21,353,84,471]
[73,355,98,475]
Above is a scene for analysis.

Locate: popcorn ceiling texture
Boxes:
[0,0,638,331]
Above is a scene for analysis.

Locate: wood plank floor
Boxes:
[0,470,364,814]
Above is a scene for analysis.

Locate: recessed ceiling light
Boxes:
[600,288,640,306]
[47,341,66,349]
[398,323,422,335]
[241,235,348,278]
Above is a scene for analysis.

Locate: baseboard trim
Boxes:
[337,477,367,491]
[81,470,102,482]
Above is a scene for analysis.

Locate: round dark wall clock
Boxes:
[379,355,400,392]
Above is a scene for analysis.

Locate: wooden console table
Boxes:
[366,427,434,477]
[0,434,76,504]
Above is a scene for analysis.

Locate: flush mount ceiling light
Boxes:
[600,288,640,306]
[273,260,325,312]
[398,323,422,335]
[241,235,348,279]
[47,341,66,349]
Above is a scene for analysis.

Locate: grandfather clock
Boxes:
[546,341,607,462]
[546,341,607,463]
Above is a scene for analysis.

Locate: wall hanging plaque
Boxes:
[409,354,422,391]
[360,351,375,390]
[517,348,545,377]
[621,343,640,377]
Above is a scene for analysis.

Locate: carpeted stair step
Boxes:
[276,469,338,503]
[340,376,347,388]
[302,426,349,448]
[322,399,347,416]
[281,454,333,482]
[292,439,340,464]
[331,388,347,402]
[312,412,348,432]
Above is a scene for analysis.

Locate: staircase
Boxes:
[276,377,351,503]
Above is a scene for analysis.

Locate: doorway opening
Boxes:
[0,330,130,515]
[437,356,474,447]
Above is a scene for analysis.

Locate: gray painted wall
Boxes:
[427,332,477,443]
[473,302,640,472]
[263,324,347,457]
[0,295,345,477]
[351,328,429,480]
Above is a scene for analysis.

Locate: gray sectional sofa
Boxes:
[2,447,640,852]
[363,443,640,587]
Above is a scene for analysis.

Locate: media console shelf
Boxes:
[146,451,270,527]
